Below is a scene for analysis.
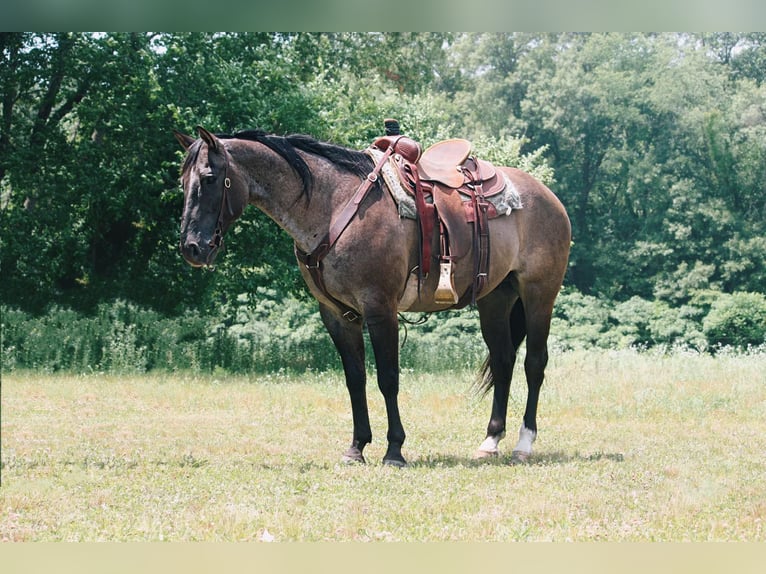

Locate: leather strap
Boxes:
[208,152,233,252]
[407,162,435,279]
[464,160,491,304]
[294,143,397,322]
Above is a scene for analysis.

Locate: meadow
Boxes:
[1,349,765,542]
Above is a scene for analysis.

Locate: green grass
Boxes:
[2,349,765,541]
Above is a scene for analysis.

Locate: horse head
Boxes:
[175,126,247,268]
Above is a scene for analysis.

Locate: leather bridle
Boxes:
[207,151,233,257]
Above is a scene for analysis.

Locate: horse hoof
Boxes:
[342,447,366,464]
[342,455,365,464]
[382,457,407,468]
[474,449,499,459]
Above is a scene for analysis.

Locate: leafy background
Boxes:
[1,33,765,372]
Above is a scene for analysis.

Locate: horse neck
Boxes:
[231,140,357,253]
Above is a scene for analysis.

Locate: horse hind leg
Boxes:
[474,289,522,459]
[511,290,556,463]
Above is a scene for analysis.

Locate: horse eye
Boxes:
[203,174,217,185]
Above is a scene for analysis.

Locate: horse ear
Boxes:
[196,126,220,153]
[173,130,195,151]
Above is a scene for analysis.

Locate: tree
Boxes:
[2,33,763,319]
[450,33,765,302]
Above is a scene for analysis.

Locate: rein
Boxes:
[295,141,399,322]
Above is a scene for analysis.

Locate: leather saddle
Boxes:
[371,133,504,306]
[372,135,506,197]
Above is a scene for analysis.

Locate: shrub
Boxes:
[703,291,766,350]
[610,296,706,350]
[399,307,486,371]
[1,301,215,373]
[3,288,765,374]
[550,290,613,350]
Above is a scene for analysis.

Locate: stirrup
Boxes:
[434,262,458,304]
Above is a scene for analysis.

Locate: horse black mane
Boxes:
[223,130,374,200]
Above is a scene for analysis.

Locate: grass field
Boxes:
[2,349,765,541]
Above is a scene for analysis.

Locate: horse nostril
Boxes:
[183,240,201,259]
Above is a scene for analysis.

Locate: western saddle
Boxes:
[371,120,508,306]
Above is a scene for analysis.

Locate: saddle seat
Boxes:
[417,138,472,188]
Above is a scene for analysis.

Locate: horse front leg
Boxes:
[319,304,371,463]
[365,308,407,467]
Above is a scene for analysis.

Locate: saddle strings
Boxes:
[397,312,431,349]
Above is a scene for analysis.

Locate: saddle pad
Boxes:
[365,147,522,220]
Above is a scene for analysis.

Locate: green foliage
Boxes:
[7,288,765,376]
[702,292,766,350]
[0,297,486,374]
[212,289,337,373]
[1,301,211,373]
[1,33,764,360]
[551,289,720,352]
[550,290,613,350]
[610,297,706,350]
[399,308,486,372]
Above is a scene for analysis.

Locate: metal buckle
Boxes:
[343,309,360,322]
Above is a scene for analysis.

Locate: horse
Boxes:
[175,126,571,467]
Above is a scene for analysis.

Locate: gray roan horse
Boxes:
[175,126,570,466]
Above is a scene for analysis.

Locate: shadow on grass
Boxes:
[407,450,624,469]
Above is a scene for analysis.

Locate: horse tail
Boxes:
[474,298,526,396]
[475,355,494,397]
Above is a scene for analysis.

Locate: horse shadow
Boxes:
[407,450,624,469]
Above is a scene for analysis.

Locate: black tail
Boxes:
[474,299,527,396]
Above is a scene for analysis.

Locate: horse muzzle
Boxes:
[180,236,220,268]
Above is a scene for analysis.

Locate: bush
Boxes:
[214,289,338,373]
[3,288,765,375]
[550,290,613,350]
[610,296,706,350]
[399,307,486,372]
[703,292,766,350]
[1,301,215,373]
